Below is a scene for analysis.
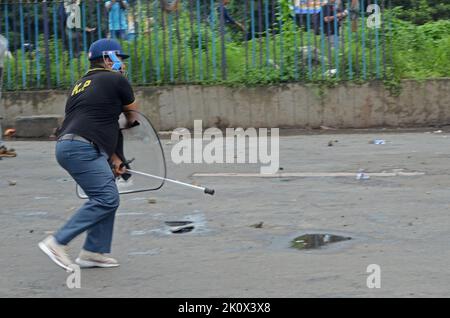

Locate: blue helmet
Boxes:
[88,38,129,61]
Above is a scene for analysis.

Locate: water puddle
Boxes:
[291,234,352,250]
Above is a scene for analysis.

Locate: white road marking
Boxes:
[191,171,426,178]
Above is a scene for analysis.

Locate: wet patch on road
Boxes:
[130,213,210,236]
[291,234,352,250]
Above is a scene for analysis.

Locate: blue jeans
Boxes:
[54,139,119,253]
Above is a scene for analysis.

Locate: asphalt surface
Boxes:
[1,130,450,297]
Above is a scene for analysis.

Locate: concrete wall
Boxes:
[2,79,450,131]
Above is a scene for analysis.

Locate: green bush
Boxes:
[2,6,449,91]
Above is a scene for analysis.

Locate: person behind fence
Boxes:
[62,1,97,58]
[244,1,277,41]
[217,0,245,33]
[0,34,16,159]
[38,38,138,271]
[320,0,348,47]
[319,0,348,62]
[105,0,129,40]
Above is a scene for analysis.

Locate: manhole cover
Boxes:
[170,226,195,234]
[291,234,351,250]
[165,221,193,227]
[165,221,195,234]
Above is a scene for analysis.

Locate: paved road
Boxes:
[1,131,449,297]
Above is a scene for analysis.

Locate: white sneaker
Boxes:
[38,236,74,272]
[75,249,120,268]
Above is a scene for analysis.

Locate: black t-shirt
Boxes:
[58,68,135,158]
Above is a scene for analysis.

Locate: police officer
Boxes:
[39,38,138,271]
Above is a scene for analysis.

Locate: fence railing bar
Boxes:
[188,0,196,80]
[4,2,11,89]
[381,0,387,79]
[211,0,217,80]
[264,0,270,67]
[339,0,345,80]
[19,2,26,89]
[34,1,40,87]
[153,1,161,82]
[168,10,175,83]
[203,0,209,81]
[306,11,312,80]
[52,1,60,86]
[374,0,380,79]
[196,0,202,81]
[182,0,189,82]
[271,0,276,69]
[291,2,299,80]
[175,5,182,83]
[82,1,88,73]
[250,0,255,68]
[279,4,283,76]
[347,0,353,80]
[219,0,226,80]
[319,0,326,80]
[361,0,366,80]
[257,0,263,67]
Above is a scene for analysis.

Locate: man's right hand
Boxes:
[110,153,126,177]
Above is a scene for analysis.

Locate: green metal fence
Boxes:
[0,0,394,90]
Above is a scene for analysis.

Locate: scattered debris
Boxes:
[250,222,264,229]
[8,180,17,186]
[356,170,370,180]
[24,212,47,216]
[328,140,338,147]
[370,139,386,145]
[34,196,50,200]
[324,69,337,77]
[320,125,336,130]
